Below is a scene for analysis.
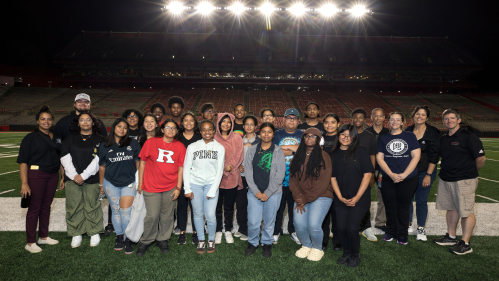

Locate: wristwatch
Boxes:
[426,173,432,176]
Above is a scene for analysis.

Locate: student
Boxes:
[122,109,143,139]
[377,112,421,245]
[98,118,141,254]
[233,103,246,137]
[19,106,64,253]
[298,102,325,135]
[183,120,225,254]
[236,115,261,241]
[60,111,105,248]
[137,113,161,147]
[405,106,440,241]
[168,96,185,124]
[330,124,374,268]
[244,122,285,258]
[136,120,185,257]
[201,103,216,122]
[151,102,166,125]
[214,113,244,244]
[176,111,203,245]
[260,108,276,124]
[289,128,333,261]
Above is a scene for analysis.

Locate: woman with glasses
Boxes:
[260,108,276,124]
[201,103,216,122]
[122,109,143,139]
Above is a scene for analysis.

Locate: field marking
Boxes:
[0,144,20,149]
[476,195,499,203]
[0,189,15,195]
[0,170,19,176]
[486,159,499,162]
[0,152,18,158]
[478,177,499,183]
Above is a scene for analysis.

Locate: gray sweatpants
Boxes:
[140,189,176,245]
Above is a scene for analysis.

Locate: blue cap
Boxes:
[284,108,299,117]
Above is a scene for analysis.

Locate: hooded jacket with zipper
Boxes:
[214,113,244,190]
[243,144,286,197]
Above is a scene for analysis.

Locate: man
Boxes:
[365,108,390,232]
[200,103,216,122]
[233,103,246,137]
[351,108,378,242]
[168,96,185,124]
[273,108,303,245]
[434,109,486,255]
[151,102,166,124]
[297,102,325,135]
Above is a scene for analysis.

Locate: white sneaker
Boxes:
[408,224,414,234]
[273,233,280,244]
[362,228,378,242]
[90,234,101,247]
[240,234,248,241]
[225,231,234,243]
[416,227,427,241]
[71,235,82,248]
[215,232,223,244]
[234,231,243,238]
[174,227,181,235]
[25,243,42,253]
[38,237,59,245]
[290,232,301,245]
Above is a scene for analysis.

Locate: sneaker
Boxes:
[322,244,328,251]
[329,231,334,238]
[196,241,206,254]
[416,227,427,241]
[225,231,234,244]
[114,235,124,251]
[103,224,114,236]
[37,237,59,245]
[234,231,243,238]
[90,234,101,247]
[215,232,223,244]
[136,242,150,257]
[295,246,312,258]
[434,233,458,246]
[262,244,272,258]
[273,233,280,244]
[362,228,378,242]
[177,233,187,245]
[375,225,387,232]
[449,240,473,255]
[347,254,360,268]
[240,234,248,241]
[307,248,325,261]
[397,236,408,245]
[174,227,181,235]
[333,244,342,251]
[207,240,216,254]
[124,238,134,254]
[408,223,414,234]
[71,235,82,248]
[156,240,170,254]
[192,233,199,245]
[290,232,301,245]
[337,253,350,265]
[382,234,394,242]
[25,243,42,253]
[245,243,258,256]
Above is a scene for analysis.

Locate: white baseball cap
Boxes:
[74,93,91,102]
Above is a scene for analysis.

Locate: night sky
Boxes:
[2,0,498,90]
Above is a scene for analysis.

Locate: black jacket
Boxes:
[54,111,108,141]
[405,123,440,173]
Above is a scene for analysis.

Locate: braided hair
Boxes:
[289,134,326,181]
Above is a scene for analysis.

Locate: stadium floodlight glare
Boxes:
[319,4,337,17]
[288,3,306,16]
[350,5,368,17]
[228,2,246,15]
[259,2,275,16]
[166,1,185,14]
[196,1,215,14]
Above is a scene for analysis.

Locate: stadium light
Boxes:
[319,4,337,17]
[196,1,215,14]
[259,2,276,16]
[350,5,368,17]
[166,1,186,14]
[228,2,246,15]
[288,3,306,16]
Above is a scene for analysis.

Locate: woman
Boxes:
[330,124,374,268]
[243,122,285,258]
[289,128,334,262]
[60,110,105,248]
[260,108,276,124]
[136,119,186,257]
[377,112,421,245]
[18,106,64,253]
[214,113,244,244]
[183,120,225,254]
[122,109,143,139]
[176,111,202,245]
[137,113,161,147]
[405,106,440,241]
[98,118,141,254]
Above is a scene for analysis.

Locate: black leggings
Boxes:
[335,205,367,255]
[274,185,295,235]
[216,187,238,232]
[177,188,196,233]
[322,205,340,246]
[235,177,248,235]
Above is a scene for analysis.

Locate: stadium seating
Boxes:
[197,89,244,114]
[143,89,200,114]
[335,92,397,117]
[293,91,348,117]
[249,90,292,116]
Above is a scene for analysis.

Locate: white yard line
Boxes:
[478,177,499,183]
[476,195,499,203]
[0,189,15,195]
[0,170,19,176]
[486,158,499,162]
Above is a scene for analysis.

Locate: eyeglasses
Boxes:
[286,116,299,121]
[76,100,90,104]
[263,114,273,118]
[79,118,92,123]
[163,126,177,131]
[127,115,138,119]
[305,134,318,139]
[339,134,351,139]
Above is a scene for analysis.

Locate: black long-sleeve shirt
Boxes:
[54,111,108,141]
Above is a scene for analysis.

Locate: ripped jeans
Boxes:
[103,179,137,238]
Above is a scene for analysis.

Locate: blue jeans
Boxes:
[191,183,219,241]
[293,197,333,250]
[409,172,437,227]
[247,191,282,247]
[103,178,137,238]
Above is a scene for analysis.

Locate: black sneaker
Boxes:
[333,244,342,251]
[124,238,134,255]
[177,233,187,245]
[156,240,170,254]
[245,243,258,256]
[103,224,114,237]
[449,240,473,255]
[337,253,350,265]
[262,244,272,258]
[114,235,124,251]
[192,233,199,245]
[433,233,458,246]
[136,243,150,257]
[347,254,360,268]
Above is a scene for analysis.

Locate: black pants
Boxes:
[107,205,113,226]
[322,205,340,246]
[359,209,372,232]
[381,176,419,238]
[335,205,367,255]
[177,188,196,233]
[274,185,295,235]
[235,177,248,236]
[216,187,238,232]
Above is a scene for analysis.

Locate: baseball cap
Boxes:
[284,108,299,117]
[75,93,91,102]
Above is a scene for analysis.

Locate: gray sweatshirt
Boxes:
[243,144,286,197]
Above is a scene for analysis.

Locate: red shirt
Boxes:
[139,137,186,193]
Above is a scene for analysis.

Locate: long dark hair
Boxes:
[323,113,340,124]
[179,111,199,133]
[218,114,232,134]
[69,110,100,135]
[105,118,131,147]
[332,123,359,160]
[122,109,144,127]
[138,113,161,147]
[161,118,180,141]
[289,133,326,181]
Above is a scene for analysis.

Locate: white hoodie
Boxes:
[183,139,225,198]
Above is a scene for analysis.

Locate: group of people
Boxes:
[18,92,486,267]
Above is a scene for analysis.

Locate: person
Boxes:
[260,108,276,124]
[122,109,143,139]
[60,110,105,248]
[273,108,303,245]
[433,109,486,255]
[176,111,203,245]
[137,113,161,147]
[214,113,244,244]
[151,102,166,124]
[18,106,64,253]
[168,96,185,124]
[98,118,141,254]
[136,119,186,257]
[298,102,325,135]
[235,115,261,241]
[243,122,285,258]
[289,128,333,261]
[233,103,246,137]
[376,112,421,245]
[365,108,390,232]
[351,108,378,242]
[405,106,440,241]
[183,120,225,254]
[201,103,216,122]
[330,124,374,268]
